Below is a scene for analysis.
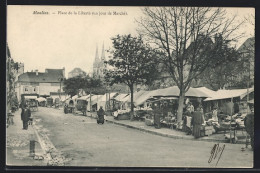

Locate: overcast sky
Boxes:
[7,6,254,78]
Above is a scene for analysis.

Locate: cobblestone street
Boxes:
[6,107,252,168]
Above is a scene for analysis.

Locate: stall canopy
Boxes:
[152,86,210,98]
[134,90,157,106]
[114,93,129,102]
[24,96,38,99]
[204,87,254,101]
[121,90,146,103]
[36,97,46,102]
[72,95,79,100]
[89,95,103,106]
[78,94,94,100]
[195,87,218,98]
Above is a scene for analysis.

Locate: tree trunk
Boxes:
[90,91,92,112]
[130,84,134,121]
[177,88,185,129]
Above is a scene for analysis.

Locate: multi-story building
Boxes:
[15,68,65,101]
[93,43,106,79]
[68,68,87,78]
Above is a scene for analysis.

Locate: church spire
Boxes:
[101,41,105,61]
[95,44,99,60]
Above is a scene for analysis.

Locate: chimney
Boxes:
[35,69,38,76]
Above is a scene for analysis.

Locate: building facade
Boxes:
[15,68,65,101]
[93,43,106,79]
[68,68,87,78]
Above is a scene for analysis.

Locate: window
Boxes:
[25,87,28,92]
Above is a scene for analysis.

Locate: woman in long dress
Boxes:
[191,107,204,138]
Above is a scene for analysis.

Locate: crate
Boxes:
[145,118,154,126]
[205,129,213,136]
[117,114,130,120]
[205,126,213,130]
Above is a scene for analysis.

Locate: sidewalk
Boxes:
[86,112,247,144]
[6,109,47,166]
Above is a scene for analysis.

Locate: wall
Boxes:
[39,83,63,96]
[16,82,64,102]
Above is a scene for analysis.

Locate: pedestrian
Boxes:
[190,102,194,113]
[191,107,204,138]
[97,106,105,124]
[183,107,193,135]
[244,106,254,150]
[21,104,31,130]
[234,101,239,114]
[153,103,161,129]
[212,107,219,122]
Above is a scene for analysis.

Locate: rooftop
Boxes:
[18,69,64,83]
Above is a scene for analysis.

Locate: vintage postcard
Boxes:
[6,5,254,168]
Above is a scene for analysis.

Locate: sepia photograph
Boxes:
[6,5,254,168]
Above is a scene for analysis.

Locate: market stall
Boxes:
[64,98,75,114]
[75,97,88,115]
[86,95,103,112]
[36,97,46,107]
[202,87,254,143]
[112,93,129,111]
[46,97,53,107]
[24,96,38,111]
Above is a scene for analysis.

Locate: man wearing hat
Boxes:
[21,103,31,130]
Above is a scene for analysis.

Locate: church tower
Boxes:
[93,45,100,78]
[93,42,106,79]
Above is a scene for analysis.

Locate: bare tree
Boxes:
[137,7,244,126]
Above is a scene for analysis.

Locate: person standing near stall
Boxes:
[234,101,240,114]
[153,103,161,129]
[191,107,204,138]
[183,107,193,135]
[244,106,254,149]
[21,104,31,130]
[212,107,219,122]
[190,102,194,113]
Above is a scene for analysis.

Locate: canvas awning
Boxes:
[78,94,94,100]
[135,90,157,106]
[147,96,178,103]
[195,87,217,98]
[24,96,38,99]
[121,90,147,103]
[114,93,128,101]
[152,86,210,98]
[88,95,103,106]
[72,95,79,100]
[36,97,46,102]
[204,87,254,101]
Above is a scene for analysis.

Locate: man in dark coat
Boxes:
[97,106,105,124]
[153,103,161,129]
[21,104,31,130]
[234,101,239,114]
[191,107,204,138]
[244,106,254,149]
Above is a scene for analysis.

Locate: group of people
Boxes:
[182,102,205,138]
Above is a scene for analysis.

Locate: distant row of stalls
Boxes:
[60,86,253,118]
[95,86,253,142]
